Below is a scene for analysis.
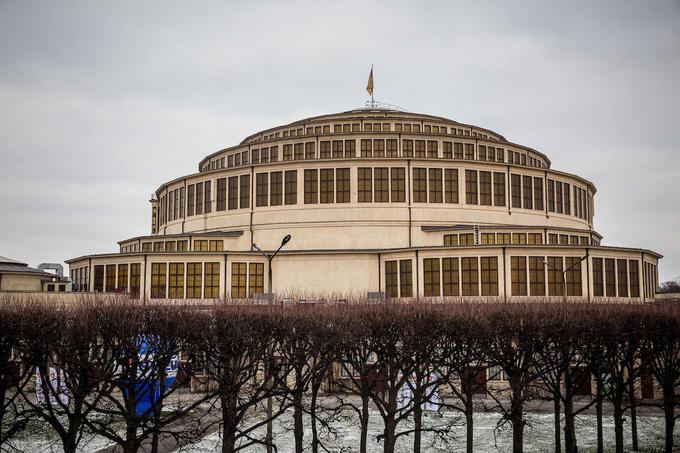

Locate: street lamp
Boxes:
[252,234,291,306]
[251,234,290,453]
[540,256,587,303]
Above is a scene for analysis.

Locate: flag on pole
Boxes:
[366,66,374,97]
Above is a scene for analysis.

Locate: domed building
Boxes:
[67,108,660,302]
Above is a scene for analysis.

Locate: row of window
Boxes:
[161,167,589,227]
[591,258,642,299]
[83,263,142,298]
[150,262,220,299]
[257,121,497,141]
[202,137,546,172]
[510,256,583,297]
[443,232,594,246]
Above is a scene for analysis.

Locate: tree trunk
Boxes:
[383,417,397,453]
[554,394,562,453]
[510,384,525,453]
[310,381,320,453]
[628,378,638,451]
[563,369,576,453]
[662,382,675,453]
[612,396,624,453]
[293,390,304,453]
[465,393,474,453]
[360,395,369,453]
[221,392,238,453]
[413,392,422,453]
[596,378,604,453]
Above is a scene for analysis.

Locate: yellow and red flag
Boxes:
[366,66,374,97]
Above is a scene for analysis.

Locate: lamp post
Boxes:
[251,234,291,453]
[540,256,587,303]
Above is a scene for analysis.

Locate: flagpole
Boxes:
[371,64,374,107]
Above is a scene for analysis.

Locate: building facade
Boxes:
[66,109,661,302]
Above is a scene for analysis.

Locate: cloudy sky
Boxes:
[1,1,679,282]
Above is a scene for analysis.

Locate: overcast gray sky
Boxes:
[1,1,679,282]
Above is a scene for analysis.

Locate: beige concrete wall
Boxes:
[0,273,44,292]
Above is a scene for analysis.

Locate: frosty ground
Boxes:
[174,408,675,453]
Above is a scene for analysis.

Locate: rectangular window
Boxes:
[391,168,406,202]
[240,174,250,209]
[105,264,116,292]
[464,143,475,160]
[252,148,260,164]
[117,264,128,293]
[511,256,528,296]
[204,181,212,213]
[481,257,498,296]
[593,258,604,297]
[565,257,582,297]
[563,183,571,215]
[443,142,453,159]
[478,145,487,161]
[344,140,356,158]
[94,265,104,292]
[497,233,511,245]
[283,144,292,161]
[511,174,521,208]
[629,260,640,298]
[270,171,283,206]
[217,178,227,211]
[204,262,220,298]
[249,263,264,297]
[385,260,398,298]
[285,170,297,205]
[465,170,478,205]
[529,257,546,296]
[374,167,389,202]
[360,139,372,157]
[358,168,372,202]
[399,259,413,298]
[187,263,202,298]
[320,169,334,203]
[493,172,506,207]
[319,141,331,159]
[428,168,443,203]
[522,175,533,210]
[169,263,185,299]
[177,240,188,251]
[386,139,398,157]
[528,233,543,245]
[534,177,544,211]
[415,140,426,157]
[209,240,223,251]
[445,169,459,203]
[479,171,492,206]
[547,257,563,297]
[228,177,238,210]
[230,262,247,298]
[512,233,527,245]
[423,258,441,297]
[413,168,427,202]
[556,182,563,214]
[373,140,385,157]
[270,145,278,162]
[444,234,458,246]
[332,140,344,158]
[547,180,555,212]
[403,140,413,157]
[256,173,268,207]
[305,142,315,159]
[426,140,438,158]
[336,168,350,203]
[151,263,167,299]
[442,257,459,296]
[130,263,140,299]
[304,169,318,204]
[481,233,495,245]
[617,259,628,298]
[294,143,304,160]
[187,184,195,216]
[459,233,474,245]
[605,258,616,297]
[194,240,208,251]
[461,257,479,297]
[454,142,463,159]
[196,183,204,215]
